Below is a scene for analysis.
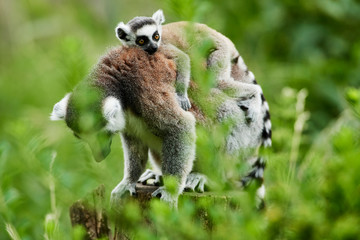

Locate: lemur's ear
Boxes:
[50,93,71,121]
[102,96,125,132]
[115,22,131,41]
[152,9,165,25]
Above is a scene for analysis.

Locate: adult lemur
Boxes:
[51,10,271,206]
[114,10,271,201]
[51,47,196,207]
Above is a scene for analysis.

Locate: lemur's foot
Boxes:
[185,172,207,193]
[151,186,178,208]
[176,94,191,111]
[138,169,163,186]
[110,181,136,208]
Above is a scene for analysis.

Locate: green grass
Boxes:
[1,0,360,239]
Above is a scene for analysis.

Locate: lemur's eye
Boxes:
[153,31,160,41]
[136,37,148,46]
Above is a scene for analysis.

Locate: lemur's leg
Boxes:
[151,114,196,207]
[110,133,148,207]
[160,44,191,110]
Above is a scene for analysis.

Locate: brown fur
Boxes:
[91,46,194,137]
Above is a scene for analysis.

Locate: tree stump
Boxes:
[69,184,161,240]
[69,184,242,239]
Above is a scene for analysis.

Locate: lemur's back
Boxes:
[162,22,238,59]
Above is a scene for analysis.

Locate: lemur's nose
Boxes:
[146,45,158,55]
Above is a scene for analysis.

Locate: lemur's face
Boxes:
[115,10,165,55]
[133,24,161,55]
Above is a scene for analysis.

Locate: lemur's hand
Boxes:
[176,93,191,111]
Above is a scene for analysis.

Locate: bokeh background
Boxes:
[1,0,359,239]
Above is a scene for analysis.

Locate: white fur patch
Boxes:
[263,101,269,111]
[50,93,71,121]
[256,184,266,199]
[136,24,158,38]
[102,96,125,132]
[265,119,272,129]
[263,138,272,147]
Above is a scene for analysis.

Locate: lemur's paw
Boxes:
[176,94,191,111]
[151,186,178,208]
[110,181,136,208]
[185,172,207,193]
[138,169,163,186]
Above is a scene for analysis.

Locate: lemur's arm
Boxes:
[160,44,191,111]
[218,79,263,101]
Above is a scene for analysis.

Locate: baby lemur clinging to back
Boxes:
[115,10,191,111]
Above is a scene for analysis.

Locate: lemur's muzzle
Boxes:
[146,45,158,55]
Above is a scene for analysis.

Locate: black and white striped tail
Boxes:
[234,55,271,209]
[241,157,266,187]
[241,157,266,209]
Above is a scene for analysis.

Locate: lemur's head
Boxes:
[51,93,125,162]
[115,9,165,55]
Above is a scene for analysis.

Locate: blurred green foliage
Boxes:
[0,0,359,239]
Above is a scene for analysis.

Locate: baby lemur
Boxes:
[115,10,191,111]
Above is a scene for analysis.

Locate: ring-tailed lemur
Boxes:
[116,10,271,204]
[51,47,196,208]
[51,10,271,207]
